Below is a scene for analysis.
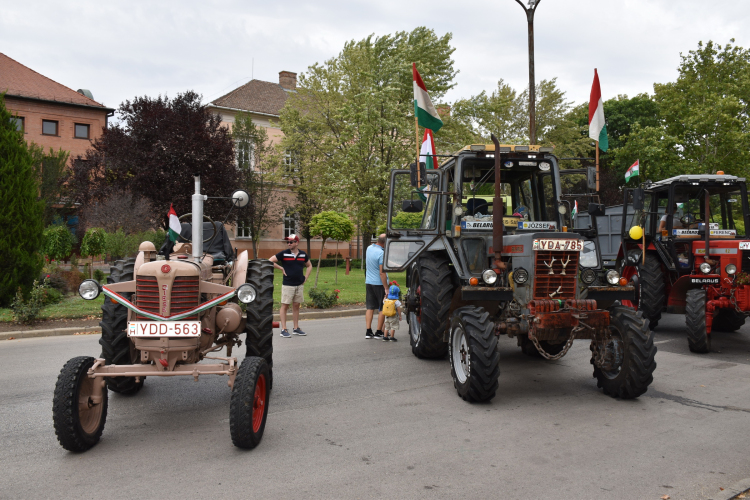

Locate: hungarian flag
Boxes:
[625,160,639,183]
[167,204,181,242]
[572,200,578,218]
[588,69,608,151]
[419,129,439,169]
[413,63,443,132]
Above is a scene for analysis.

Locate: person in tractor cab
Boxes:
[659,203,684,233]
[269,234,312,338]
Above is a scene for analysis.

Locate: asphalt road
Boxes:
[1,312,749,500]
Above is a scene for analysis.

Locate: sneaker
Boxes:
[293,328,306,336]
[382,336,389,341]
[280,329,291,338]
[365,330,373,339]
[390,337,398,342]
[373,331,384,340]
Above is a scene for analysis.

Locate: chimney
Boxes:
[279,71,297,90]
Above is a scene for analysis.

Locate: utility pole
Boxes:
[515,0,540,145]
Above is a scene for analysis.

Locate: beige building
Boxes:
[209,71,360,260]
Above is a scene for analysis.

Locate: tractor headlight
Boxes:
[700,262,712,274]
[78,280,101,300]
[513,267,529,284]
[726,264,737,275]
[581,268,597,285]
[237,284,257,304]
[606,270,620,285]
[482,269,497,285]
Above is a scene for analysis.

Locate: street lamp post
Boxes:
[515,0,540,145]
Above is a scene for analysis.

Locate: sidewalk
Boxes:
[0,308,367,341]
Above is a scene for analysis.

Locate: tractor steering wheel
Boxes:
[680,213,701,226]
[178,213,220,249]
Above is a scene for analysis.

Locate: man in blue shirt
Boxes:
[365,234,389,339]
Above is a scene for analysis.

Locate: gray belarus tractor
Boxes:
[384,139,657,402]
[53,176,275,451]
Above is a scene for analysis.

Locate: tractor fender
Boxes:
[668,275,702,304]
[233,250,249,287]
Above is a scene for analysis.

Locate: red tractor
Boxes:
[616,173,750,352]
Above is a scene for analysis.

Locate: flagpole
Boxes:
[595,140,600,191]
[415,117,421,187]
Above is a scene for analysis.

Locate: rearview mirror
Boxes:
[588,203,606,217]
[402,199,423,213]
[632,188,645,210]
[230,190,250,208]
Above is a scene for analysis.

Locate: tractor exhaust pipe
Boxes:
[490,134,505,270]
[192,175,204,263]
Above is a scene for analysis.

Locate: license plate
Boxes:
[533,239,583,251]
[128,321,201,337]
[518,221,557,230]
[740,242,750,250]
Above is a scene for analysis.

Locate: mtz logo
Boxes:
[691,278,719,285]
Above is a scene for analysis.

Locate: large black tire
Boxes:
[99,258,142,395]
[712,309,746,332]
[245,260,274,390]
[638,253,665,330]
[53,356,108,452]
[409,253,452,359]
[230,356,269,449]
[449,306,500,402]
[592,306,656,399]
[519,336,566,357]
[686,289,710,353]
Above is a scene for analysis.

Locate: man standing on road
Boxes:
[269,234,313,338]
[364,234,389,340]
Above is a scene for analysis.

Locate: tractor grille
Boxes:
[534,251,579,300]
[135,276,200,320]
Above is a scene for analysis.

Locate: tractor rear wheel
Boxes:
[245,259,274,390]
[99,258,142,395]
[53,356,108,452]
[686,289,711,353]
[592,306,656,399]
[638,253,665,330]
[408,253,452,359]
[449,306,499,402]
[712,309,746,332]
[230,356,269,449]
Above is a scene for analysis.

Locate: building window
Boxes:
[235,140,254,169]
[12,117,24,132]
[74,123,90,139]
[236,219,252,238]
[283,151,298,175]
[283,211,298,238]
[42,120,58,136]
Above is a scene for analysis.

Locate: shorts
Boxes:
[281,285,304,304]
[365,284,386,311]
[384,314,400,331]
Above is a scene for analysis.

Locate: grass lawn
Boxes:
[0,266,407,322]
[273,266,406,308]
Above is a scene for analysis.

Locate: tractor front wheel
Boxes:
[592,306,656,399]
[449,306,499,402]
[712,309,746,333]
[686,289,711,353]
[230,356,269,449]
[638,254,665,330]
[409,253,452,359]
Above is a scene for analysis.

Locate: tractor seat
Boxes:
[466,198,488,216]
[177,222,235,263]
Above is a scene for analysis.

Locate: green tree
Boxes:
[281,27,457,251]
[80,228,107,278]
[309,211,355,286]
[41,224,74,262]
[233,112,283,259]
[0,95,45,306]
[28,144,70,226]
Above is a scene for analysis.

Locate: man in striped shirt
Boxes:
[269,234,312,338]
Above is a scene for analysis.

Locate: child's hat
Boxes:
[387,284,400,299]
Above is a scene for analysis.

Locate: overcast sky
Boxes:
[3,0,749,112]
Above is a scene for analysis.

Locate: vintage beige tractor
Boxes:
[53,176,275,451]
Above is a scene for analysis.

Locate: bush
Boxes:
[10,278,49,324]
[42,286,63,306]
[57,268,85,294]
[310,258,360,268]
[69,253,79,268]
[308,287,340,309]
[41,224,74,262]
[326,252,343,259]
[42,269,69,293]
[93,269,106,282]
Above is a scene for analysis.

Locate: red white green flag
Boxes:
[419,129,439,169]
[413,63,443,132]
[167,204,181,242]
[588,69,609,151]
[625,160,639,183]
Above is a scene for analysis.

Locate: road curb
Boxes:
[710,478,750,500]
[0,308,367,341]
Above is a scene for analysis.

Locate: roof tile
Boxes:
[211,79,290,116]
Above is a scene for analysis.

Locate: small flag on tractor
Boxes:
[168,204,181,242]
[625,160,639,183]
[588,69,608,152]
[413,63,443,132]
[572,200,578,218]
[419,129,439,169]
